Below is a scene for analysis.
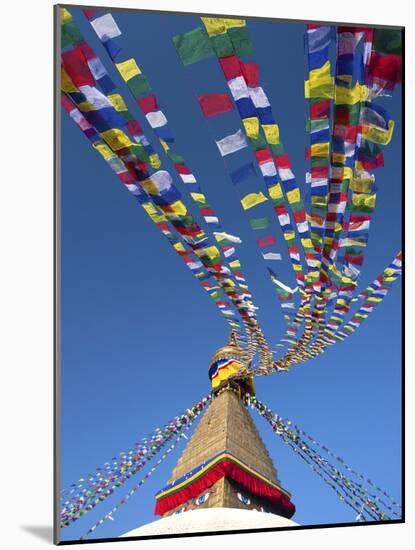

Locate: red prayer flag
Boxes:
[138,94,158,114]
[256,235,277,248]
[61,95,74,113]
[255,149,272,164]
[240,61,259,87]
[368,51,402,89]
[274,154,291,169]
[218,55,242,80]
[62,47,95,87]
[83,9,97,19]
[127,120,143,136]
[310,99,330,119]
[174,164,191,175]
[198,93,233,117]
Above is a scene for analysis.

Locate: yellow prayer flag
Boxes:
[309,61,331,84]
[331,152,345,164]
[61,67,78,93]
[190,192,206,203]
[108,94,128,112]
[343,167,354,181]
[283,231,296,242]
[173,242,186,253]
[195,246,220,261]
[242,117,259,139]
[286,188,301,204]
[201,17,246,36]
[335,82,368,105]
[77,102,95,113]
[61,7,72,25]
[305,62,334,99]
[300,238,313,250]
[101,128,134,151]
[262,124,280,145]
[241,192,268,210]
[162,200,187,217]
[351,174,375,193]
[201,17,227,36]
[140,177,158,195]
[159,139,170,152]
[311,142,330,157]
[229,260,241,269]
[115,58,141,81]
[352,193,377,210]
[142,202,159,217]
[149,153,161,169]
[362,120,395,145]
[268,183,283,201]
[93,142,114,160]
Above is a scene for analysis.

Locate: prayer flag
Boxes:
[229,162,257,184]
[173,27,214,65]
[91,14,121,41]
[216,129,248,156]
[257,235,277,248]
[241,192,268,210]
[249,217,270,230]
[198,94,234,117]
[262,252,282,261]
[115,58,141,81]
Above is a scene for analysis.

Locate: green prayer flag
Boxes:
[173,27,214,66]
[249,217,270,230]
[129,144,149,161]
[373,29,402,55]
[211,33,234,57]
[61,21,83,48]
[167,151,185,164]
[249,133,267,151]
[127,74,152,99]
[306,118,329,133]
[270,142,285,155]
[228,27,254,57]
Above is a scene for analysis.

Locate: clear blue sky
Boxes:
[60,7,402,541]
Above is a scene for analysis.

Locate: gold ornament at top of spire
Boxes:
[209,332,255,396]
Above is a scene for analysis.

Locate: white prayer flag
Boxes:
[216,129,247,156]
[91,14,121,41]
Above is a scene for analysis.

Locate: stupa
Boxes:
[124,334,297,536]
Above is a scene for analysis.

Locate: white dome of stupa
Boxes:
[123,507,297,537]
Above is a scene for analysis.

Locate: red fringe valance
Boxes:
[154,459,295,517]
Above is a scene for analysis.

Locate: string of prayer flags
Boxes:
[305,25,334,275]
[62,14,267,347]
[83,9,272,355]
[66,7,402,373]
[248,396,400,520]
[79,397,211,539]
[199,18,315,293]
[62,395,211,527]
